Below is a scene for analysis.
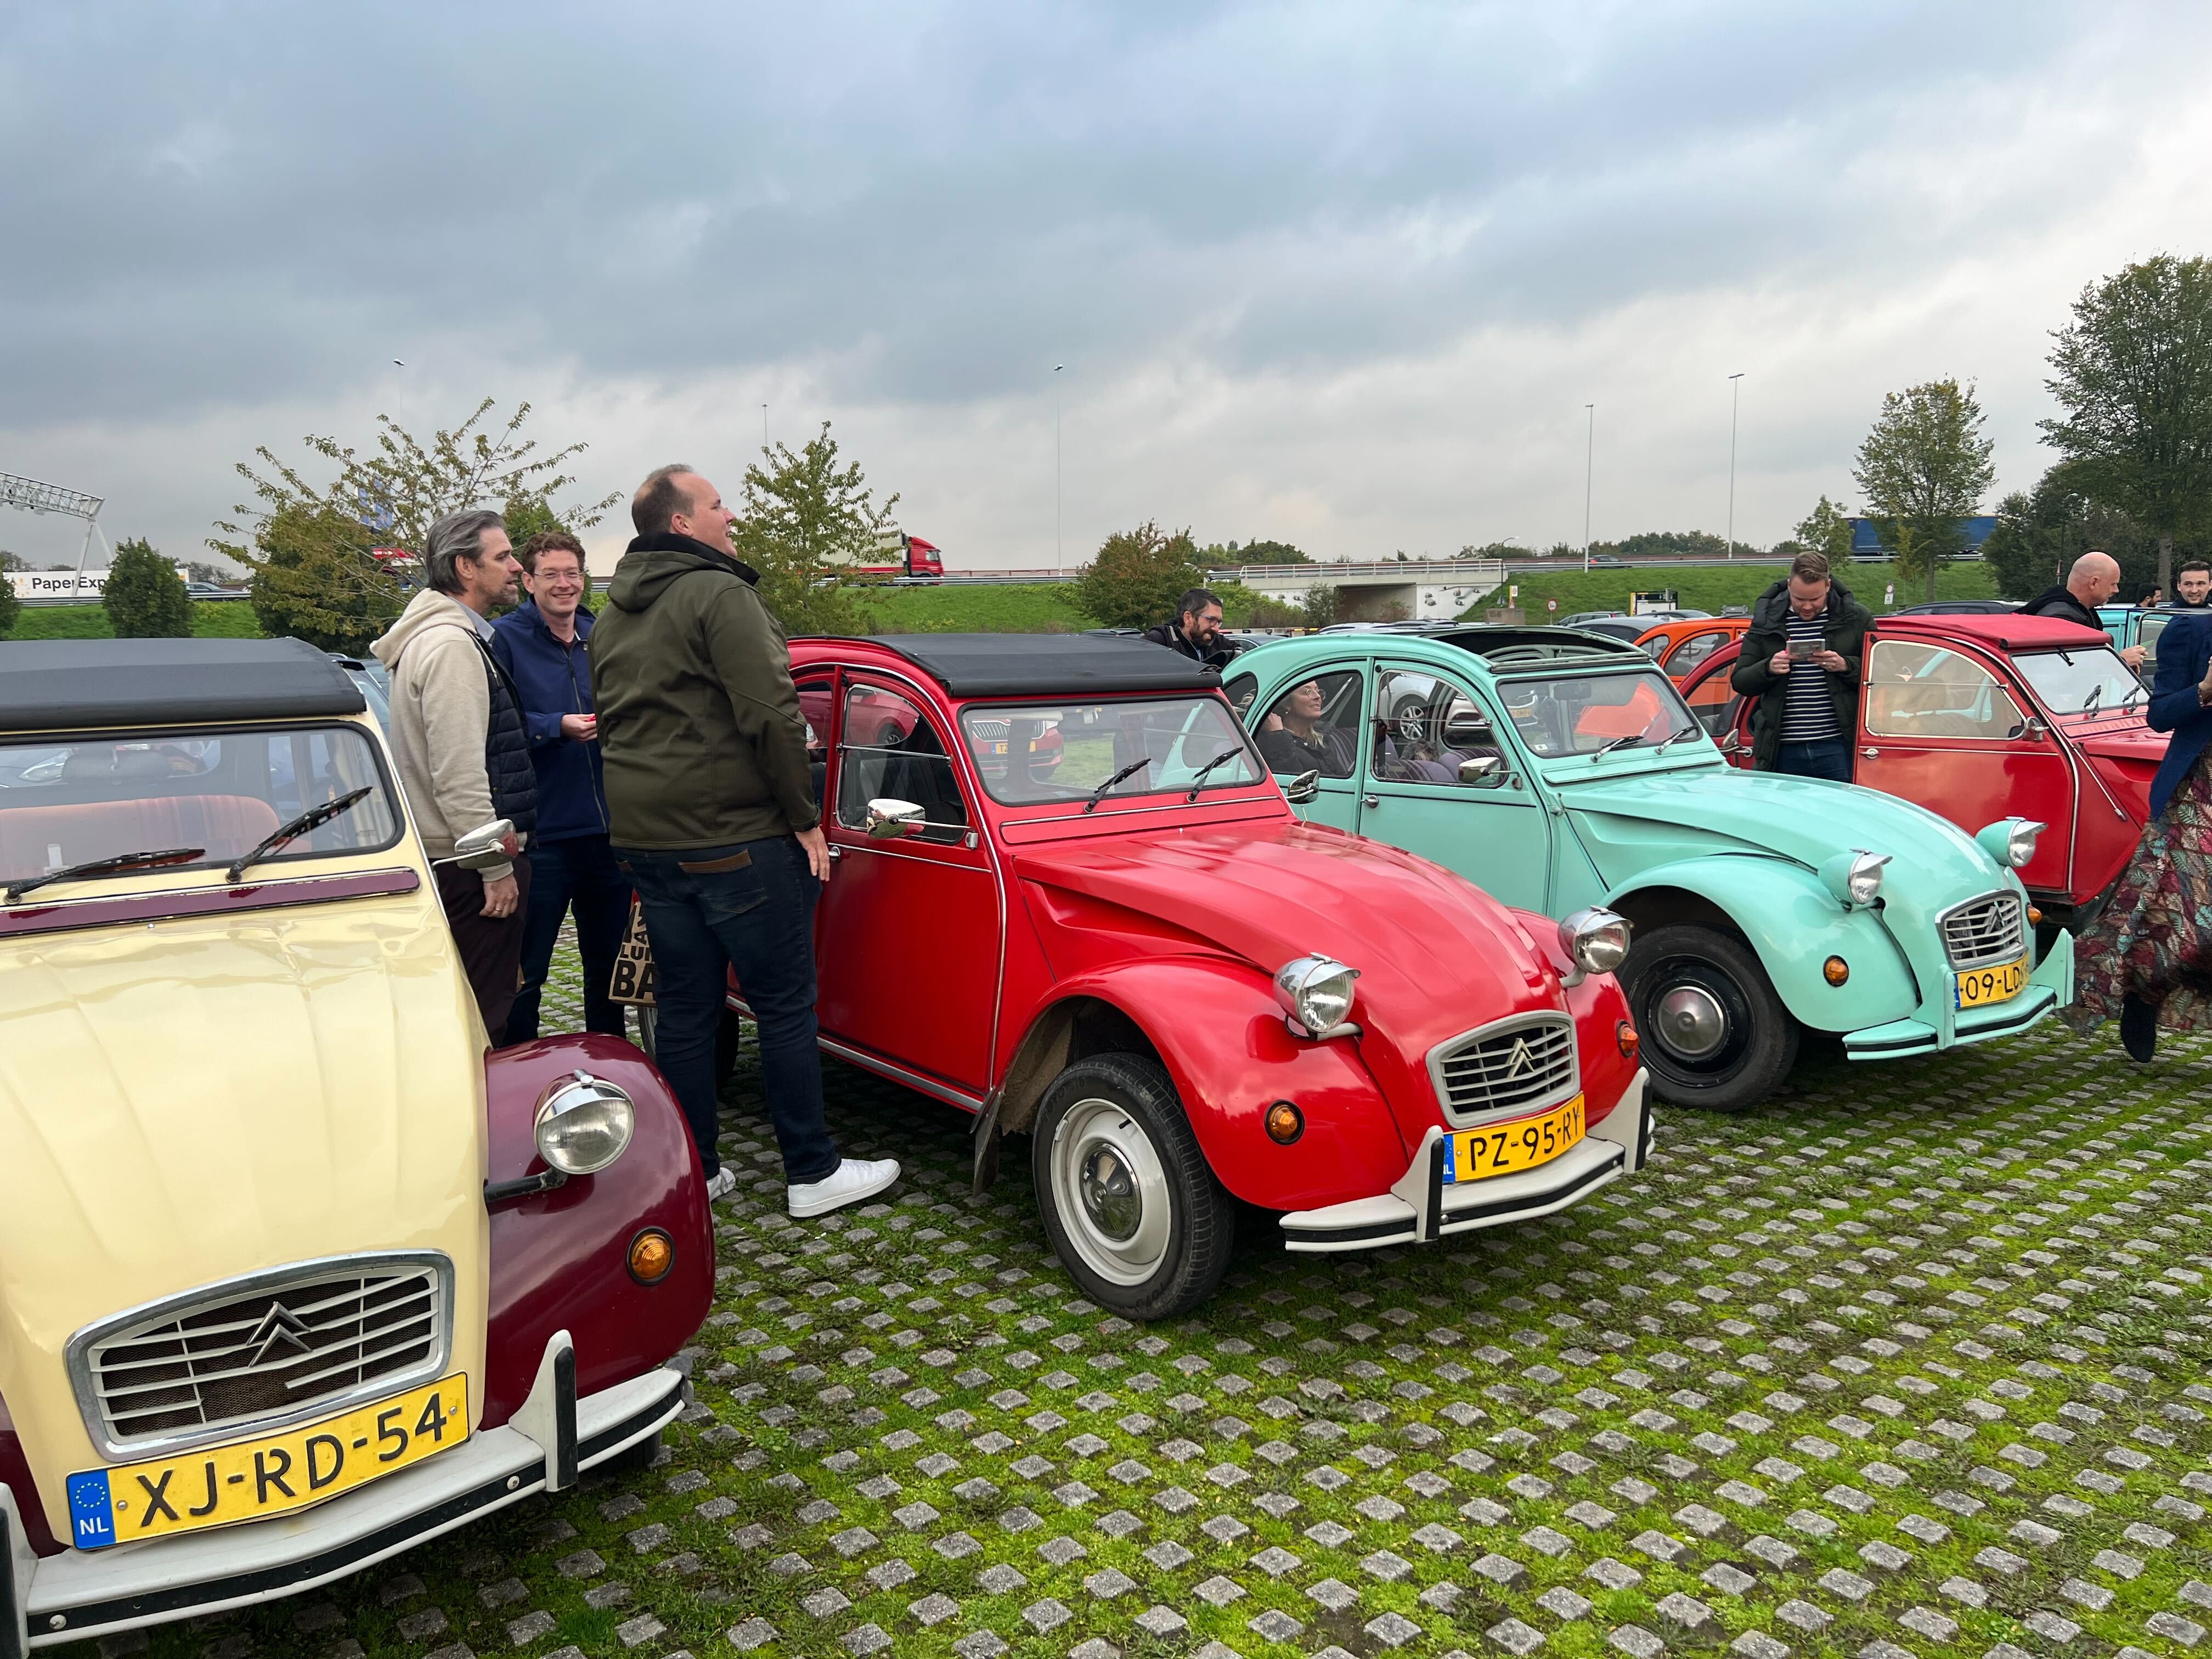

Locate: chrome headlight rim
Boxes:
[1273,952,1361,1036]
[1820,847,1891,907]
[1977,816,2044,870]
[534,1070,636,1176]
[1558,906,1632,977]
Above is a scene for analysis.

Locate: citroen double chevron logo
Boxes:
[1506,1039,1536,1077]
[245,1303,314,1366]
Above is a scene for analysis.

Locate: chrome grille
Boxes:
[1427,1014,1579,1125]
[1940,891,2025,972]
[70,1253,451,1457]
[969,719,1010,740]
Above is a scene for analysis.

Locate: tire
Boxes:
[877,720,906,748]
[633,1006,743,1091]
[1031,1053,1235,1320]
[1622,923,1799,1112]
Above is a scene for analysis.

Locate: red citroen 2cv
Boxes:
[1681,613,2165,933]
[740,634,1654,1319]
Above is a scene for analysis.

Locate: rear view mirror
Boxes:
[1283,770,1322,804]
[1458,755,1502,785]
[866,798,926,839]
[450,818,514,870]
[1717,733,1743,755]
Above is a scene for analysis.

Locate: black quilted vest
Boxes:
[473,636,539,836]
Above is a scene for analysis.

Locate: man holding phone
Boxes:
[1729,550,1872,781]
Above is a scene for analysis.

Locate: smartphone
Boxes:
[1787,637,1818,661]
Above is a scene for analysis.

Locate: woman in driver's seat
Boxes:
[1257,679,1355,778]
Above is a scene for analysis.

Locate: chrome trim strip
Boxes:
[1423,1009,1580,1128]
[66,1251,454,1462]
[817,1037,987,1113]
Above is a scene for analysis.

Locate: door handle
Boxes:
[1860,747,1879,758]
[827,845,843,861]
[1362,794,1380,808]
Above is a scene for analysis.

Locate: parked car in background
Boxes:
[0,640,710,1652]
[1679,612,2164,935]
[1889,600,2021,617]
[1230,627,2070,1113]
[1567,617,1655,647]
[750,633,1652,1315]
[1635,616,1751,684]
[2096,603,2186,686]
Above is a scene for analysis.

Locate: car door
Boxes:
[1362,664,1551,909]
[1249,665,1365,833]
[1854,636,2075,894]
[1661,627,1731,685]
[1678,648,1755,770]
[811,674,1000,1098]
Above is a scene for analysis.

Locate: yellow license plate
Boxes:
[64,1375,468,1551]
[1443,1094,1585,1184]
[1954,955,2028,1009]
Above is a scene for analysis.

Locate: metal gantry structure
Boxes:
[1,469,114,596]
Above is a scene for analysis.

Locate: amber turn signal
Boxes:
[1823,956,1850,986]
[628,1227,675,1284]
[2027,906,2043,924]
[1615,1020,1639,1059]
[1264,1101,1305,1144]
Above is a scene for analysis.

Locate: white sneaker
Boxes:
[787,1156,901,1218]
[703,1166,737,1203]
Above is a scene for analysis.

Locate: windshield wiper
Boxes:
[1589,732,1647,760]
[226,786,374,881]
[1183,747,1249,802]
[1083,758,1151,813]
[1649,726,1697,755]
[5,847,206,906]
[2079,683,2102,717]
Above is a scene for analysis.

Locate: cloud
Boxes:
[3,1,2210,565]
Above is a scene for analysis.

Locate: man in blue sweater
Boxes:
[492,530,629,1042]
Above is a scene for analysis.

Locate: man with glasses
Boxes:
[492,530,628,1044]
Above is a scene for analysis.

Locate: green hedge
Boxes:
[1474,560,1998,621]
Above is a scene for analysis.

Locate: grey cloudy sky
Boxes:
[5,2,2210,569]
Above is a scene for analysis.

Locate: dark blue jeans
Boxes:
[1773,737,1853,782]
[509,834,631,1045]
[614,834,838,1185]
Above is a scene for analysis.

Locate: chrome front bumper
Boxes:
[1279,1069,1652,1252]
[9,1336,686,1654]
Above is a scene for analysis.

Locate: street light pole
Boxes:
[1054,365,1064,577]
[1582,404,1594,574]
[1726,373,1744,560]
[761,404,769,453]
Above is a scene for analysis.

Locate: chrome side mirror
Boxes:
[866,798,926,839]
[1282,770,1322,804]
[1717,732,1743,755]
[1458,755,1502,786]
[450,817,514,870]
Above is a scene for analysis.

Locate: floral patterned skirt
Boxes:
[2069,746,2212,1030]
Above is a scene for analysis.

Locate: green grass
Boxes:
[858,583,1101,634]
[1477,561,1999,622]
[7,601,265,641]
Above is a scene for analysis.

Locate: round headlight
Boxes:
[1558,907,1631,976]
[534,1071,635,1175]
[1274,954,1361,1035]
[2006,819,2042,869]
[1846,850,1889,905]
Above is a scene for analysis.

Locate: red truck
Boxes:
[856,532,945,584]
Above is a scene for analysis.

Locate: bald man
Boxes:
[2021,551,2146,669]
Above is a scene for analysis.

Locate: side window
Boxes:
[1683,670,1736,737]
[1254,670,1361,779]
[1668,631,1723,675]
[1222,672,1259,719]
[1369,668,1501,785]
[836,682,969,845]
[2141,615,2170,682]
[796,673,833,816]
[1864,641,2019,740]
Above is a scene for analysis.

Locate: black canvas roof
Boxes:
[0,637,367,733]
[870,633,1220,697]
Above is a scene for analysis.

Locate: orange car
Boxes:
[1636,616,1751,683]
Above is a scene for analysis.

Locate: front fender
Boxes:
[1609,856,1920,1035]
[481,1036,712,1429]
[1004,959,1412,1214]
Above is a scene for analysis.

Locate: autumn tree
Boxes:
[2041,255,2212,595]
[246,506,405,653]
[1794,495,1857,566]
[734,421,900,637]
[1852,380,1996,604]
[103,539,192,638]
[1076,522,1206,630]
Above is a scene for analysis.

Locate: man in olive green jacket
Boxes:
[591,465,899,1218]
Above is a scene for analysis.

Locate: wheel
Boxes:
[877,720,906,748]
[1030,1053,1234,1320]
[1622,923,1799,1112]
[634,1002,656,1058]
[633,1006,742,1090]
[1393,699,1430,743]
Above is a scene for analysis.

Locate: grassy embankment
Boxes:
[1475,559,1998,620]
[7,601,266,640]
[856,582,1100,633]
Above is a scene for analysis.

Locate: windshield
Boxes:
[0,724,403,888]
[1497,669,1705,758]
[2012,647,2143,716]
[960,697,1262,806]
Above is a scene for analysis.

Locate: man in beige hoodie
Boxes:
[371,509,540,1042]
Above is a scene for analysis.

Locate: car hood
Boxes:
[0,884,489,1505]
[1560,764,2000,890]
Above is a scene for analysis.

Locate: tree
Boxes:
[2042,255,2212,595]
[1076,522,1205,630]
[1794,495,1856,566]
[1852,379,1996,604]
[103,538,192,638]
[184,560,237,585]
[247,505,406,653]
[1979,464,2192,601]
[0,563,17,639]
[1235,539,1311,565]
[734,421,899,637]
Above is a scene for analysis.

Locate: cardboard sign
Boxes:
[607,900,657,1005]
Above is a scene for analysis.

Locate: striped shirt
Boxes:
[1779,607,1841,742]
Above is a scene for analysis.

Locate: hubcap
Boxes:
[1655,984,1728,1059]
[1079,1145,1141,1240]
[1051,1097,1173,1286]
